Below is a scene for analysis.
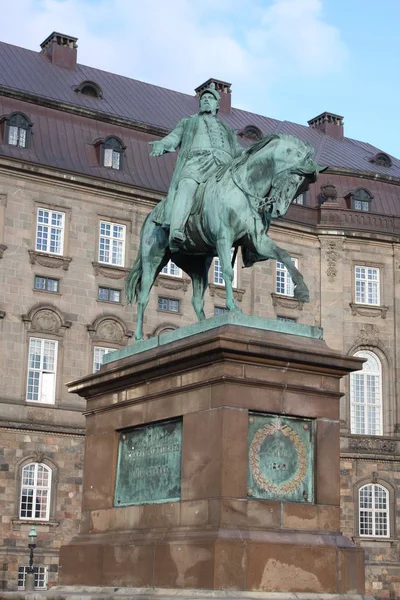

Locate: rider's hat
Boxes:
[199,82,220,105]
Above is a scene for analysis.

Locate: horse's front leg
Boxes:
[215,239,241,312]
[273,245,309,302]
[190,257,212,321]
[252,235,309,302]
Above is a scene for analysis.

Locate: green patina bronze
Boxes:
[248,413,314,503]
[126,82,327,341]
[114,419,182,506]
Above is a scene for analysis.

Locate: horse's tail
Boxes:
[125,214,149,304]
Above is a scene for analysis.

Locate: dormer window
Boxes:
[74,80,103,99]
[7,113,32,148]
[240,125,263,141]
[352,188,373,212]
[102,136,124,170]
[370,152,392,168]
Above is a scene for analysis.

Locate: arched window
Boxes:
[350,351,382,435]
[7,112,32,148]
[102,136,124,170]
[370,152,392,168]
[352,188,372,212]
[20,463,51,520]
[359,483,389,537]
[74,80,103,98]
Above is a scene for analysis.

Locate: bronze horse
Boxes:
[126,134,325,340]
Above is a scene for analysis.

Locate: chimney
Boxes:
[308,112,344,139]
[40,32,78,69]
[195,78,232,113]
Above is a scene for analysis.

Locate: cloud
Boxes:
[1,0,348,111]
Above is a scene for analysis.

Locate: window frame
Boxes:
[18,565,48,590]
[157,296,180,313]
[19,462,52,521]
[350,350,383,436]
[93,346,116,372]
[102,136,124,170]
[354,265,380,306]
[6,112,32,148]
[213,250,238,288]
[358,483,390,539]
[352,188,373,212]
[98,219,127,267]
[97,286,122,303]
[26,337,58,405]
[161,260,182,278]
[34,275,60,294]
[35,207,65,256]
[275,257,298,297]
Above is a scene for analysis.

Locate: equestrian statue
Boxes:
[126,82,326,341]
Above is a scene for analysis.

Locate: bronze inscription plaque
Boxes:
[248,413,314,502]
[114,419,182,506]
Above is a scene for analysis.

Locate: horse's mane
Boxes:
[234,133,313,169]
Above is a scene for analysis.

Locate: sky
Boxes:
[1,0,399,157]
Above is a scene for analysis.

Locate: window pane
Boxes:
[46,278,59,292]
[18,566,48,590]
[359,484,389,537]
[104,148,113,168]
[35,209,64,255]
[276,259,296,296]
[8,125,19,145]
[18,127,27,148]
[34,276,46,290]
[161,260,182,277]
[98,287,109,301]
[99,221,125,266]
[26,339,57,404]
[93,347,114,372]
[20,463,51,520]
[109,289,121,302]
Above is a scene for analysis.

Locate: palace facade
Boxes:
[1,32,400,598]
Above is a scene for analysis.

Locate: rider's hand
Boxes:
[149,141,165,157]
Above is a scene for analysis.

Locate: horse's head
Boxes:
[243,134,326,218]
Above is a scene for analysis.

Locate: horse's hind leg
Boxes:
[190,257,212,321]
[215,239,241,312]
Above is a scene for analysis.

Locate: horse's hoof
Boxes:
[227,304,242,313]
[294,290,310,303]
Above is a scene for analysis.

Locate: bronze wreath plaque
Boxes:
[248,413,314,502]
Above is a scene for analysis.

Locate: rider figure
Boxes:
[150,82,244,248]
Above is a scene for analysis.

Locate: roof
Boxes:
[0,39,399,204]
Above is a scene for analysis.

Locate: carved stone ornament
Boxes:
[319,237,344,282]
[350,303,388,319]
[348,437,396,454]
[29,250,72,270]
[319,180,338,203]
[33,451,45,464]
[0,243,7,258]
[154,274,190,292]
[87,316,133,344]
[22,306,71,337]
[271,293,303,311]
[92,262,129,280]
[355,323,379,346]
[209,283,245,302]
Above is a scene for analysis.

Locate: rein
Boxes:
[230,161,293,213]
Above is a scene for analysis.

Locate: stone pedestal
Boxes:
[59,321,365,595]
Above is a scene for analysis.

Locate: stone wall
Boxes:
[0,428,84,591]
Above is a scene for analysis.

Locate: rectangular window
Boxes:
[293,193,305,205]
[214,306,226,315]
[18,566,48,590]
[276,258,298,296]
[93,346,115,373]
[98,221,126,267]
[35,208,65,255]
[104,149,121,170]
[213,250,238,287]
[277,316,297,322]
[158,297,180,312]
[161,260,182,277]
[355,266,380,305]
[26,338,57,404]
[9,126,27,148]
[98,286,121,303]
[34,276,59,293]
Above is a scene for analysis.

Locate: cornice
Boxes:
[0,155,163,207]
[0,85,170,137]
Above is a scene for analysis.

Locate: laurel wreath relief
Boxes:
[249,418,308,495]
